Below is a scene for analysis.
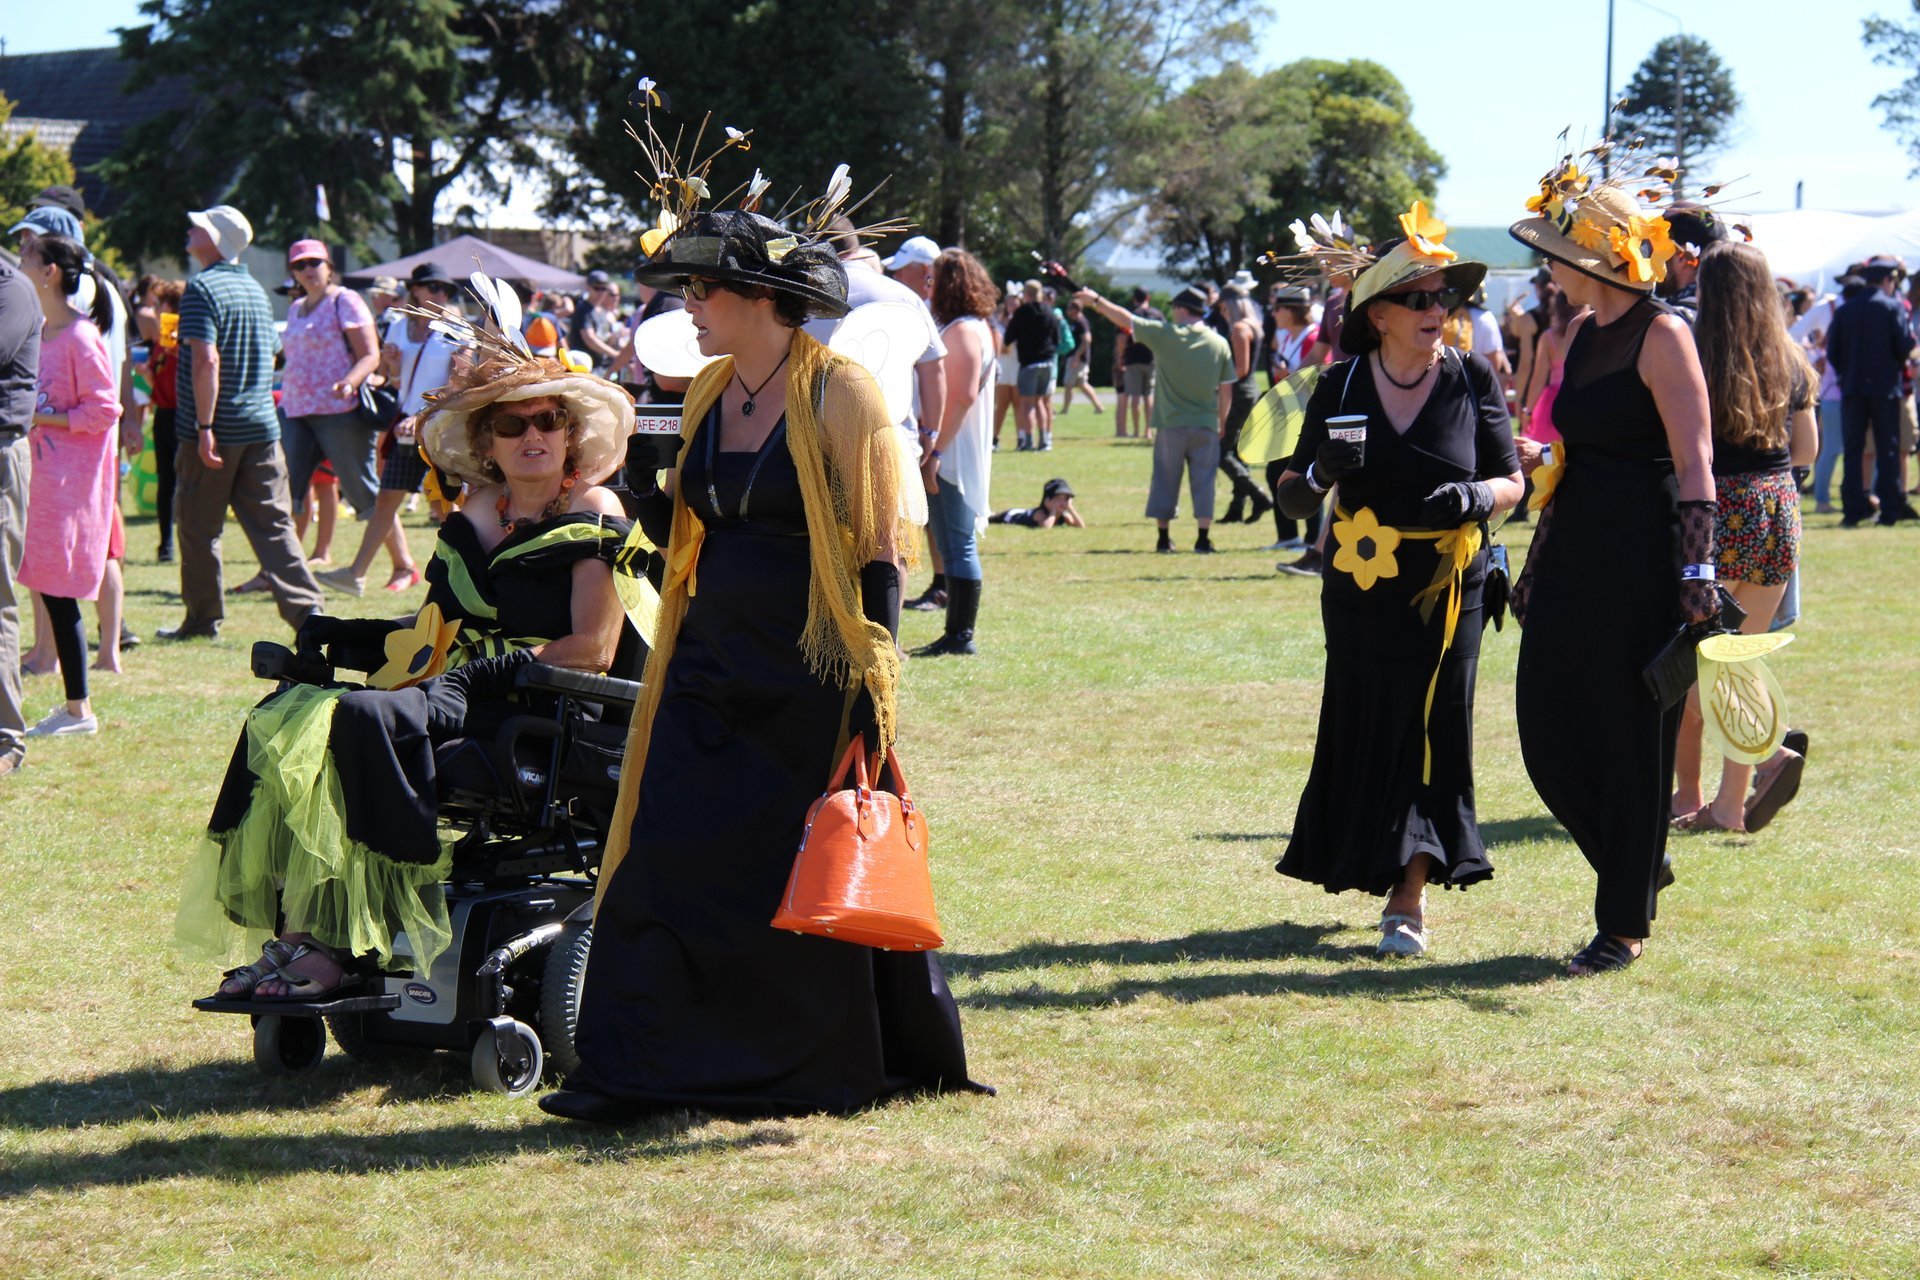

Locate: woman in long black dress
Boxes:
[178,353,635,997]
[1508,167,1718,975]
[1271,208,1524,958]
[542,208,986,1123]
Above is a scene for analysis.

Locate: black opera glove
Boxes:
[860,560,902,643]
[625,430,681,478]
[1315,438,1364,485]
[1677,499,1721,625]
[419,648,538,735]
[1417,480,1496,528]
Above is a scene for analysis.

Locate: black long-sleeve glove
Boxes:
[1417,480,1496,528]
[418,648,538,736]
[1275,437,1364,519]
[860,560,902,643]
[1677,499,1720,624]
[296,612,409,671]
[624,433,680,548]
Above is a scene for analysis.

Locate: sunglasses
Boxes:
[486,407,570,438]
[291,259,326,271]
[1378,287,1465,312]
[682,277,732,301]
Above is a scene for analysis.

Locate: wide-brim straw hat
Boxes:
[421,358,633,487]
[634,209,850,319]
[1341,242,1487,355]
[1510,183,1669,294]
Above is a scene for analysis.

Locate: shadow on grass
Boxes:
[955,949,1563,1011]
[944,922,1353,977]
[1127,574,1282,583]
[1196,831,1290,844]
[1479,816,1566,846]
[0,1114,798,1197]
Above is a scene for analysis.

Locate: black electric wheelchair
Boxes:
[190,628,642,1098]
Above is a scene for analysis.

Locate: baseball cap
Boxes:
[1042,477,1074,500]
[884,235,940,271]
[33,185,86,218]
[287,238,331,264]
[9,206,84,244]
[586,269,613,288]
[187,205,254,261]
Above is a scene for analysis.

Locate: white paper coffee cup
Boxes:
[1327,414,1367,464]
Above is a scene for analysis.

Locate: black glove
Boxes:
[418,648,538,735]
[1314,438,1364,485]
[625,430,681,480]
[1417,480,1496,528]
[860,560,902,643]
[1677,499,1720,625]
[297,613,407,665]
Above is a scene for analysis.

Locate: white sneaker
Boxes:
[26,707,98,737]
[1377,913,1427,957]
[316,566,366,597]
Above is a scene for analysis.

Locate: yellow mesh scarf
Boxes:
[596,330,907,906]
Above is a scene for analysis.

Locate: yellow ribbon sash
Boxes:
[1527,440,1566,512]
[1331,504,1484,784]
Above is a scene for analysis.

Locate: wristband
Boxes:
[929,449,943,461]
[1680,563,1716,582]
[1304,464,1329,495]
[197,421,216,431]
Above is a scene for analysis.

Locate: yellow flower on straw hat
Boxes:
[1608,213,1679,286]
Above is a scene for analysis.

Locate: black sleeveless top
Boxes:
[1552,295,1672,461]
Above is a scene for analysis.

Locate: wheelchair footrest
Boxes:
[192,992,402,1018]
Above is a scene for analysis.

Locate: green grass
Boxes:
[3,402,1918,1278]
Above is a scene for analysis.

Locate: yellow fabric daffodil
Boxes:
[1608,214,1678,285]
[1330,506,1402,591]
[639,209,680,259]
[368,602,462,691]
[1398,201,1457,262]
[1570,219,1612,254]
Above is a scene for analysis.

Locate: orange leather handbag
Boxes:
[771,739,944,951]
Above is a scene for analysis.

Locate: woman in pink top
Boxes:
[18,234,121,738]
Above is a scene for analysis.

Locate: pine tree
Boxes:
[1613,35,1741,197]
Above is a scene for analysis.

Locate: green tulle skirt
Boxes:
[174,683,455,976]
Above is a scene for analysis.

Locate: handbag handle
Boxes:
[824,737,922,850]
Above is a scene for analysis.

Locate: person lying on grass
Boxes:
[989,477,1085,528]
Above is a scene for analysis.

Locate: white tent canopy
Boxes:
[1742,208,1920,291]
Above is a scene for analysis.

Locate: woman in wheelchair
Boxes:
[176,350,638,1002]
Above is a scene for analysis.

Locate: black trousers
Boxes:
[1266,459,1322,544]
[153,407,177,553]
[1839,393,1902,523]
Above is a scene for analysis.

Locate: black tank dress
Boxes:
[569,411,984,1115]
[1515,296,1682,939]
[1276,349,1518,896]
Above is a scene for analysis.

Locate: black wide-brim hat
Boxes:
[634,209,850,319]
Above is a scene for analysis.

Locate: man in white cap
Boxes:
[885,234,939,301]
[162,205,322,638]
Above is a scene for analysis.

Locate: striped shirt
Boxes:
[175,260,281,445]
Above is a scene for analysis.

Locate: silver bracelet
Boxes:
[1680,563,1717,582]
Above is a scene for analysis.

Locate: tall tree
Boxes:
[980,0,1255,264]
[1865,5,1920,175]
[1612,35,1740,197]
[1217,60,1445,270]
[98,0,603,261]
[0,93,77,236]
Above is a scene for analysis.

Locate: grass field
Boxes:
[2,400,1918,1278]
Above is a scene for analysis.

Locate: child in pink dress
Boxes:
[18,234,121,738]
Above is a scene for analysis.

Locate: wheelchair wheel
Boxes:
[327,1011,411,1064]
[472,1019,544,1097]
[253,1014,326,1076]
[538,921,592,1079]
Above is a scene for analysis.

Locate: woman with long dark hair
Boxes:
[1671,241,1819,833]
[1508,163,1717,975]
[17,234,120,738]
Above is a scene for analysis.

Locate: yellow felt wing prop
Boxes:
[1697,633,1795,765]
[1236,363,1324,467]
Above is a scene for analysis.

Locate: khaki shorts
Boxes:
[1122,366,1155,398]
[1903,394,1917,452]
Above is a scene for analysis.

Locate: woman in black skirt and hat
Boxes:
[541,157,987,1122]
[1507,154,1718,975]
[1269,204,1523,957]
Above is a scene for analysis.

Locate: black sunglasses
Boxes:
[1378,287,1465,312]
[681,277,723,301]
[486,407,570,438]
[291,259,326,271]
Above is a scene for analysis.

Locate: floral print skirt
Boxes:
[1715,467,1801,587]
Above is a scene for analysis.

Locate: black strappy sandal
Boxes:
[1567,933,1642,977]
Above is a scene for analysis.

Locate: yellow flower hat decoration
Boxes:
[1607,213,1678,285]
[1331,506,1402,591]
[1398,201,1458,262]
[368,602,462,691]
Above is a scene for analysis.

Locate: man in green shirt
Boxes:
[1077,285,1234,552]
[163,205,322,639]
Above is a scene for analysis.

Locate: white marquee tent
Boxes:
[1742,208,1920,290]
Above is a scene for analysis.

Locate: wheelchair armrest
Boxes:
[516,662,642,708]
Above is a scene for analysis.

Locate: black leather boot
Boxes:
[913,576,980,656]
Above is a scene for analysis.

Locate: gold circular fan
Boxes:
[1698,655,1789,766]
[1697,631,1795,663]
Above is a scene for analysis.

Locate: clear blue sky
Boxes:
[11,0,1920,226]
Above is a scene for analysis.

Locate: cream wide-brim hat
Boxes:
[1342,242,1488,355]
[420,363,634,488]
[1509,183,1658,294]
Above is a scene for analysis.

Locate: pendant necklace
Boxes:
[733,352,790,417]
[1375,351,1437,391]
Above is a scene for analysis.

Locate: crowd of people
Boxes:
[0,104,1892,1122]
